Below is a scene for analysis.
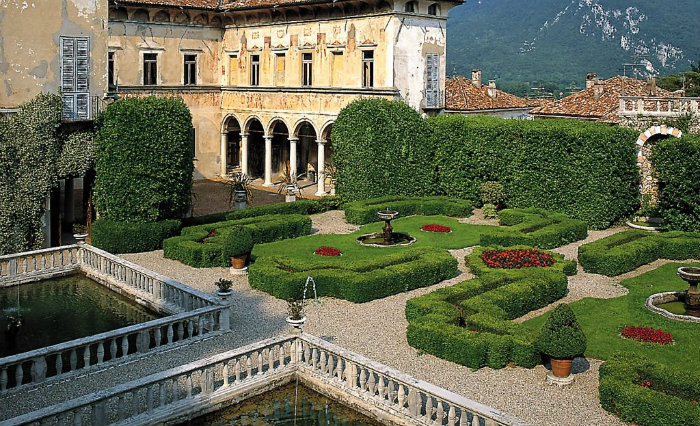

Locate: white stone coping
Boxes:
[645,292,700,323]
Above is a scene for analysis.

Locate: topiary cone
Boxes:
[535,303,587,377]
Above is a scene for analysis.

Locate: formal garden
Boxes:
[1,95,699,426]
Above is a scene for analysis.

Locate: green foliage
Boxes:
[578,230,700,276]
[429,115,639,229]
[534,304,586,359]
[163,214,312,267]
[222,226,254,258]
[94,97,194,222]
[599,353,700,426]
[344,196,472,225]
[331,99,434,201]
[482,204,498,219]
[182,199,343,227]
[657,71,700,97]
[480,208,588,249]
[480,181,505,206]
[651,136,700,231]
[249,247,457,303]
[91,219,181,254]
[57,130,96,178]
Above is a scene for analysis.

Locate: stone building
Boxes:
[0,0,461,193]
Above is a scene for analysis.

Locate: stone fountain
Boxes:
[678,266,700,315]
[645,266,700,322]
[357,209,416,247]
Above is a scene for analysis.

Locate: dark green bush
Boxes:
[332,99,435,201]
[599,352,700,426]
[578,229,700,276]
[222,226,254,258]
[429,115,639,229]
[163,214,311,267]
[480,181,505,207]
[466,246,577,277]
[480,208,588,249]
[344,196,472,225]
[651,136,700,232]
[248,248,457,303]
[534,304,586,359]
[182,199,340,227]
[94,97,194,222]
[91,219,181,254]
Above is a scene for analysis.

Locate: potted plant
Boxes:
[286,298,306,331]
[215,278,233,298]
[535,303,587,380]
[222,226,254,270]
[324,162,337,196]
[227,172,252,210]
[277,166,302,202]
[72,223,89,242]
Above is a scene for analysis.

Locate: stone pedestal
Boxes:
[545,371,574,386]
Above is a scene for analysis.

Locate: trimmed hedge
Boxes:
[406,247,574,369]
[163,214,312,267]
[651,136,700,232]
[344,196,472,225]
[578,230,700,276]
[599,352,700,426]
[480,208,588,249]
[466,246,577,277]
[429,115,639,229]
[248,248,457,303]
[91,219,181,254]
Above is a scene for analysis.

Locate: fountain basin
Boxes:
[357,232,416,247]
[377,210,399,221]
[645,292,700,323]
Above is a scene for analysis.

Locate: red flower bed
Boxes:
[620,325,674,345]
[480,248,554,269]
[421,224,452,233]
[207,231,217,238]
[314,246,342,257]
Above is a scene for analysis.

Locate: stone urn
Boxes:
[216,289,233,303]
[286,316,306,333]
[233,190,247,210]
[678,266,700,311]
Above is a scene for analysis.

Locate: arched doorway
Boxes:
[268,120,290,179]
[294,121,318,182]
[246,118,265,179]
[636,126,682,204]
[223,116,241,174]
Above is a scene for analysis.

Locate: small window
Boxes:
[302,53,313,86]
[427,3,440,15]
[362,50,374,88]
[274,53,286,85]
[108,51,115,90]
[250,54,260,86]
[143,53,157,85]
[184,54,197,85]
[404,1,416,12]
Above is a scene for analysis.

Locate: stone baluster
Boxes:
[447,406,456,426]
[31,357,47,382]
[110,338,118,360]
[377,375,385,400]
[387,379,395,404]
[187,320,194,339]
[159,382,166,407]
[408,387,420,417]
[235,359,241,382]
[257,351,263,374]
[268,347,275,371]
[198,315,204,336]
[146,385,154,412]
[186,375,193,398]
[246,355,253,378]
[117,395,127,420]
[177,322,184,340]
[73,410,82,426]
[1,368,7,391]
[397,384,406,410]
[222,362,229,387]
[358,367,366,390]
[278,344,285,369]
[367,371,375,395]
[55,354,63,375]
[70,349,78,370]
[92,401,106,425]
[319,351,327,373]
[435,398,444,425]
[83,346,91,368]
[97,342,105,364]
[131,389,140,414]
[167,324,174,344]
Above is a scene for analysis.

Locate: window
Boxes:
[60,36,90,120]
[425,53,440,108]
[404,1,416,12]
[250,54,260,86]
[302,53,313,86]
[274,53,286,85]
[362,50,374,88]
[427,3,440,15]
[143,53,158,85]
[108,51,115,90]
[184,54,197,85]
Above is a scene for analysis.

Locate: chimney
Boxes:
[487,80,497,99]
[586,73,598,89]
[471,69,482,89]
[593,80,605,99]
[646,77,657,96]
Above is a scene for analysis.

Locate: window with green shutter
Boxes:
[60,36,90,120]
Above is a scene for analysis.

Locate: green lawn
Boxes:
[251,215,495,263]
[521,262,700,367]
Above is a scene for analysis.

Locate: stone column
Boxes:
[263,135,273,186]
[220,132,228,177]
[315,140,327,196]
[289,137,298,181]
[240,133,249,176]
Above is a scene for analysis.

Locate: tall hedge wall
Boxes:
[651,136,700,232]
[331,99,434,201]
[429,115,640,229]
[94,97,195,222]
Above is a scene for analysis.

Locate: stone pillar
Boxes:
[264,135,273,186]
[289,137,298,181]
[220,132,228,177]
[240,133,249,176]
[315,140,327,196]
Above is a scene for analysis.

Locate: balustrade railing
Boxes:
[619,96,700,117]
[0,245,80,285]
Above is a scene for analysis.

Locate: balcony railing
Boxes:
[619,96,700,117]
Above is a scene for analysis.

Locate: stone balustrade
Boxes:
[0,245,80,286]
[2,334,528,426]
[619,96,700,117]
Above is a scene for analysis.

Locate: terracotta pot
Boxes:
[230,254,248,269]
[550,357,573,378]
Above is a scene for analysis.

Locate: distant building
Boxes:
[443,70,545,119]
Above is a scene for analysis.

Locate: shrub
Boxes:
[182,199,334,227]
[249,248,457,303]
[94,97,194,222]
[480,208,588,249]
[534,304,586,359]
[467,246,577,277]
[91,219,181,253]
[480,181,505,206]
[599,352,700,426]
[651,136,700,232]
[482,204,497,219]
[578,230,700,276]
[429,115,639,229]
[332,99,435,201]
[344,196,472,225]
[222,226,254,258]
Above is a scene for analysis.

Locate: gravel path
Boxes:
[4,212,670,426]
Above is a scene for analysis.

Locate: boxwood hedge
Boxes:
[248,247,457,303]
[599,352,700,426]
[466,246,577,277]
[479,208,588,249]
[91,219,181,254]
[578,229,700,276]
[344,196,473,225]
[163,214,312,267]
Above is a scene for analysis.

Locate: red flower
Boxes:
[207,231,217,238]
[314,246,342,257]
[621,325,674,345]
[422,224,452,233]
[480,249,554,269]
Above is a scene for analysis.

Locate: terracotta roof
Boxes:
[530,76,672,121]
[445,76,542,111]
[113,0,461,11]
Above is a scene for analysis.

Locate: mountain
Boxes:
[446,0,700,96]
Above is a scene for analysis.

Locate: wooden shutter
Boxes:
[75,38,90,92]
[61,38,76,93]
[60,36,90,120]
[425,53,440,108]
